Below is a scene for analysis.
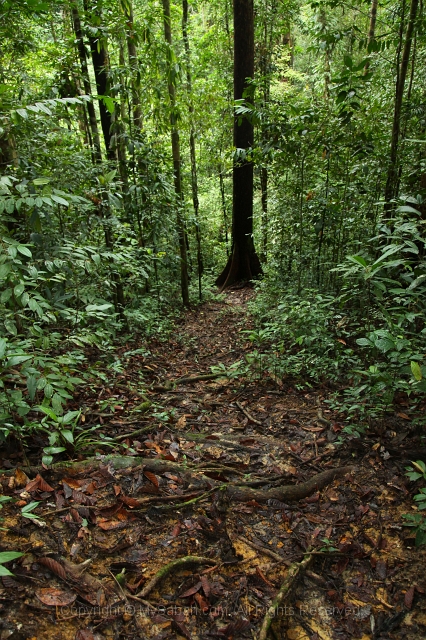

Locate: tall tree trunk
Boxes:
[123,0,142,132]
[83,0,114,160]
[162,0,190,307]
[182,0,203,301]
[384,0,418,206]
[364,0,378,74]
[216,0,261,289]
[71,0,102,162]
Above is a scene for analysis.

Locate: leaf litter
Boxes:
[0,290,425,639]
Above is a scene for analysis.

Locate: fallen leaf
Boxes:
[15,468,29,487]
[36,587,77,607]
[38,557,67,581]
[404,585,415,609]
[143,470,159,488]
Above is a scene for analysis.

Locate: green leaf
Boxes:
[16,108,28,119]
[347,255,367,267]
[33,178,50,186]
[356,338,373,347]
[4,321,17,336]
[27,375,37,401]
[21,501,40,514]
[6,355,32,367]
[43,446,66,455]
[42,455,53,466]
[104,170,117,184]
[17,246,32,258]
[102,96,115,113]
[0,566,14,577]
[14,283,25,297]
[44,383,54,399]
[0,339,7,359]
[60,430,74,444]
[0,551,24,563]
[51,195,69,206]
[411,361,422,381]
[0,264,11,280]
[36,404,57,420]
[18,291,28,309]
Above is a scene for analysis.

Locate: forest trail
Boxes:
[0,291,425,640]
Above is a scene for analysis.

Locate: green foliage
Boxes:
[0,551,24,577]
[403,461,426,546]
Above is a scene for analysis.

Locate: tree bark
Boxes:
[364,0,378,75]
[384,0,418,205]
[182,0,203,300]
[162,0,190,307]
[216,0,261,289]
[123,0,142,132]
[83,0,114,160]
[71,1,102,162]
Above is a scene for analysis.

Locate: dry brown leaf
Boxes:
[15,468,29,487]
[36,587,77,607]
[404,585,415,609]
[120,495,141,508]
[143,470,159,488]
[38,557,67,581]
[175,415,187,430]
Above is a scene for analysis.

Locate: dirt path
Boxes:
[0,291,425,640]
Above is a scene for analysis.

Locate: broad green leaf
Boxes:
[6,355,31,367]
[411,361,422,381]
[17,246,32,258]
[0,552,24,563]
[20,292,29,307]
[356,338,373,347]
[347,255,367,267]
[4,321,17,336]
[27,375,37,401]
[60,429,74,444]
[34,404,59,422]
[43,446,66,455]
[0,339,7,358]
[0,264,11,280]
[14,283,25,297]
[51,195,69,206]
[44,383,54,399]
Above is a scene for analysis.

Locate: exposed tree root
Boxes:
[135,556,217,598]
[258,552,313,640]
[226,466,354,503]
[6,456,355,505]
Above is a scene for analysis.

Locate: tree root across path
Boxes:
[135,556,217,599]
[10,454,355,503]
[258,552,313,640]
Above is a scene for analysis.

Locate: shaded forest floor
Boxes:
[0,290,425,640]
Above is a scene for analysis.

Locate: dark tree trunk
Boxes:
[216,0,261,289]
[384,0,418,206]
[364,0,378,74]
[162,0,190,307]
[83,0,114,160]
[182,0,203,301]
[71,1,102,162]
[124,0,142,132]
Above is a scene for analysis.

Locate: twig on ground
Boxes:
[238,536,291,565]
[235,401,263,425]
